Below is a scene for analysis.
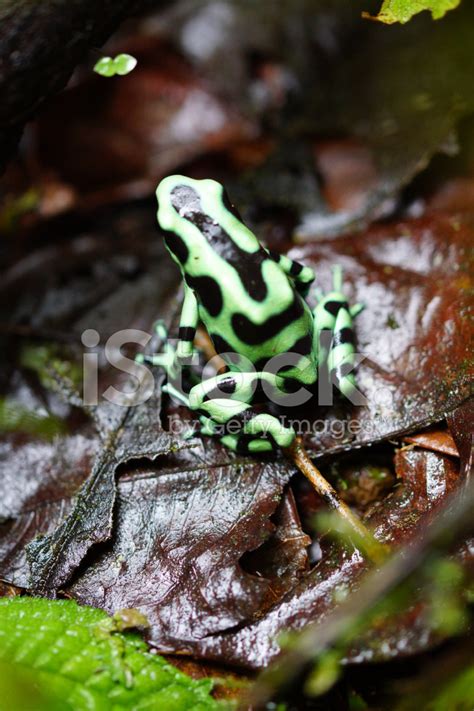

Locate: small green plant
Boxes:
[93,53,137,77]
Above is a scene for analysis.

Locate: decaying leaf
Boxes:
[403,429,459,458]
[0,216,183,593]
[25,384,179,596]
[190,446,468,668]
[291,212,473,455]
[67,450,295,649]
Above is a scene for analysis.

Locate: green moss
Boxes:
[0,398,65,439]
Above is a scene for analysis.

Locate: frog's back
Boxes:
[157,175,315,374]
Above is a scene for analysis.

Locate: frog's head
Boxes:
[156,175,258,274]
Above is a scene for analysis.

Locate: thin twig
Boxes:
[284,436,389,565]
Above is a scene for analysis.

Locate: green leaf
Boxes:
[93,54,137,77]
[0,597,220,711]
[114,54,138,76]
[365,0,461,24]
[93,56,116,77]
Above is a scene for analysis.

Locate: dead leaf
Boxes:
[188,447,465,668]
[402,429,459,458]
[288,212,473,457]
[447,399,474,480]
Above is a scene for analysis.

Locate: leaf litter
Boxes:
[0,198,471,669]
[0,0,473,694]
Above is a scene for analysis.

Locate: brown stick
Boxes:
[284,436,389,565]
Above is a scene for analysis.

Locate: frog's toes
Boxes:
[162,381,190,407]
[350,302,365,318]
[199,415,218,436]
[247,438,275,453]
[311,286,324,303]
[220,434,275,453]
[244,413,295,448]
[332,264,343,291]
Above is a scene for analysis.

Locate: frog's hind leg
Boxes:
[220,433,275,454]
[188,370,287,410]
[219,410,295,453]
[188,370,295,451]
[196,396,295,451]
[197,414,275,452]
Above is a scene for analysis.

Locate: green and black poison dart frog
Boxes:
[139,175,363,454]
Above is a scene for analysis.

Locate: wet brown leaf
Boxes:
[189,447,466,669]
[402,429,459,458]
[66,452,294,649]
[289,212,473,456]
[0,211,182,593]
[0,199,471,668]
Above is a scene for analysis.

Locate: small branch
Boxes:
[284,436,389,565]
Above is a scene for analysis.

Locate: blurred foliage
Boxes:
[366,0,461,23]
[304,649,343,696]
[426,559,469,636]
[402,666,474,711]
[20,343,82,394]
[0,397,65,439]
[0,189,38,233]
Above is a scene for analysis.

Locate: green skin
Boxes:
[140,175,363,454]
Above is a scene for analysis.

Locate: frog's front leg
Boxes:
[176,283,199,359]
[135,320,176,373]
[266,249,315,296]
[136,283,199,378]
